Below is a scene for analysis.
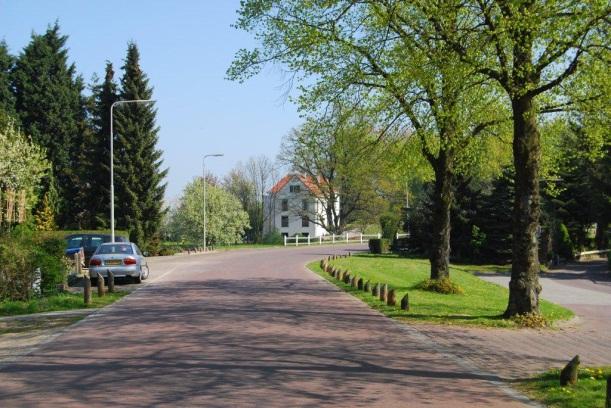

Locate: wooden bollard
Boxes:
[343,272,351,284]
[605,376,610,408]
[108,270,115,293]
[97,272,105,297]
[351,276,358,288]
[387,289,396,306]
[401,293,410,311]
[560,355,580,386]
[373,283,380,297]
[320,259,325,269]
[380,284,388,302]
[83,276,92,305]
[348,252,351,257]
[364,280,371,292]
[357,278,364,290]
[332,268,338,279]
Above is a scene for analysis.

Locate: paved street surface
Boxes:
[418,260,611,379]
[0,246,530,407]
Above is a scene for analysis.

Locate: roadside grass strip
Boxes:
[309,253,573,328]
[516,366,611,408]
[0,291,129,317]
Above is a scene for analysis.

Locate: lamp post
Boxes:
[109,99,155,242]
[203,153,223,250]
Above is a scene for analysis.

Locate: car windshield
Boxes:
[67,236,83,248]
[96,244,133,255]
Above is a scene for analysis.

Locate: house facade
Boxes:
[264,173,339,238]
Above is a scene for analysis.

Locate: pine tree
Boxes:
[11,23,88,227]
[114,43,167,250]
[34,191,57,231]
[86,62,119,228]
[0,41,16,120]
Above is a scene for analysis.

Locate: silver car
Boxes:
[89,242,150,283]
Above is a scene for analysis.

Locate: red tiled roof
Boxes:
[269,174,323,195]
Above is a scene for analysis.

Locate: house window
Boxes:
[290,185,301,193]
[281,216,289,228]
[281,199,288,211]
[302,216,309,227]
[302,199,308,211]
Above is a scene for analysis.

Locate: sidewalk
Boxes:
[414,260,611,380]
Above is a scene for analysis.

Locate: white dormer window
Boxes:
[290,185,301,193]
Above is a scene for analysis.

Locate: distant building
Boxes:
[264,173,339,238]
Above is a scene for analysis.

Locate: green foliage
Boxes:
[0,118,49,209]
[12,23,88,227]
[369,238,390,254]
[33,192,57,231]
[113,43,167,248]
[379,212,400,240]
[83,62,118,229]
[416,278,464,295]
[0,41,16,118]
[262,230,283,245]
[168,178,250,246]
[0,226,67,301]
[554,223,575,261]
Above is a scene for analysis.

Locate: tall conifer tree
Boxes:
[86,62,119,228]
[12,23,88,227]
[114,43,167,250]
[0,41,16,120]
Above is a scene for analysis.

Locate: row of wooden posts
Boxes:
[320,254,410,311]
[74,253,116,305]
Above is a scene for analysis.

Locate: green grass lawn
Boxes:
[517,367,611,408]
[308,253,573,328]
[0,291,129,317]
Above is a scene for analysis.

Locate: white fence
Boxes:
[284,233,381,246]
[283,232,410,246]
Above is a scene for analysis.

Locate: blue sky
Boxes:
[0,0,300,200]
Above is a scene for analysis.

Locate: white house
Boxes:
[264,173,340,238]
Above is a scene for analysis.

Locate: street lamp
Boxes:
[109,99,156,242]
[203,153,223,250]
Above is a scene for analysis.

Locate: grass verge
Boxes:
[0,291,129,317]
[516,367,611,408]
[308,253,573,328]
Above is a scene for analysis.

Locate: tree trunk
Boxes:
[429,152,453,280]
[505,96,542,318]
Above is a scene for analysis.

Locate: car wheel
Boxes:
[141,265,150,280]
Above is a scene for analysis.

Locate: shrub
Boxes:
[416,278,464,295]
[0,227,67,301]
[380,213,400,240]
[553,222,574,261]
[511,312,548,328]
[262,231,283,245]
[369,238,390,254]
[158,246,181,256]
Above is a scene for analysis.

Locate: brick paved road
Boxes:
[418,260,611,379]
[0,246,531,407]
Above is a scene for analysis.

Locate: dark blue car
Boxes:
[65,234,128,264]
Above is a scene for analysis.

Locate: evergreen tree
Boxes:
[476,169,514,263]
[0,41,16,120]
[86,62,119,228]
[114,43,167,250]
[12,23,88,227]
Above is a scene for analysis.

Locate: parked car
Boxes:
[64,234,128,264]
[89,242,150,283]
